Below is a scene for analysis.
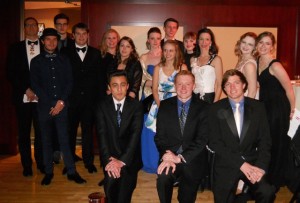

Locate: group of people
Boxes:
[7,13,296,203]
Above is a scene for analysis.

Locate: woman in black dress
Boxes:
[108,36,142,99]
[257,31,295,190]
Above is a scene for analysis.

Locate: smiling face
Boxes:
[198,32,212,50]
[119,39,133,59]
[184,37,196,53]
[163,42,176,62]
[239,36,256,56]
[109,76,129,101]
[224,75,245,102]
[106,32,119,50]
[175,74,195,102]
[257,36,274,56]
[42,36,58,53]
[164,21,178,39]
[73,28,88,46]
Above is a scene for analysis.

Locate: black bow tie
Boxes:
[76,47,86,53]
[28,40,38,45]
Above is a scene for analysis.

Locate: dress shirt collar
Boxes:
[177,97,192,115]
[228,98,245,110]
[113,96,126,112]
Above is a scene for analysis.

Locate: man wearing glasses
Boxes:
[54,13,74,51]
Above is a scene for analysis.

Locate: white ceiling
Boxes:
[25,1,81,9]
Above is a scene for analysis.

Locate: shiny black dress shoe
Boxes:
[67,172,86,184]
[74,154,82,162]
[23,167,33,177]
[85,164,97,173]
[41,173,54,185]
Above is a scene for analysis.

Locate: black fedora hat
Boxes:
[41,28,60,40]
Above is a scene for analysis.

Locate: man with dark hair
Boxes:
[30,28,86,185]
[96,70,143,203]
[54,13,73,51]
[62,22,105,173]
[161,17,184,54]
[7,17,44,176]
[208,69,275,202]
[155,70,208,203]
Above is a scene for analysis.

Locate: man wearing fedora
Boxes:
[30,28,86,185]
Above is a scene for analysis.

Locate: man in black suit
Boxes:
[54,13,74,51]
[6,17,43,176]
[96,70,143,203]
[160,18,184,54]
[30,28,86,185]
[62,22,105,173]
[208,69,275,203]
[155,70,208,203]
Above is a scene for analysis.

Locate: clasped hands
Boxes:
[157,150,181,175]
[49,100,64,116]
[105,157,124,179]
[240,162,265,184]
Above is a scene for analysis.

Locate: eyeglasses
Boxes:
[55,23,68,27]
[25,24,37,28]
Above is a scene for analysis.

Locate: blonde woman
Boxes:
[235,32,258,98]
[257,31,295,190]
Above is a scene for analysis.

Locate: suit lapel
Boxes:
[223,102,240,143]
[118,97,131,134]
[239,100,251,143]
[107,96,119,129]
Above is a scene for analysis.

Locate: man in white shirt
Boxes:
[7,17,43,176]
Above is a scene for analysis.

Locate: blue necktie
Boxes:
[179,103,187,135]
[117,103,121,127]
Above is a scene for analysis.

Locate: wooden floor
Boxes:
[0,147,294,203]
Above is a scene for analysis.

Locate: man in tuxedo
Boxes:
[62,22,105,173]
[54,13,74,51]
[6,17,43,176]
[208,69,275,203]
[30,28,86,185]
[155,70,208,203]
[96,70,143,203]
[161,18,184,54]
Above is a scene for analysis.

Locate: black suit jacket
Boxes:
[6,40,42,105]
[208,97,271,189]
[161,39,184,54]
[155,95,208,173]
[61,43,105,107]
[96,95,143,171]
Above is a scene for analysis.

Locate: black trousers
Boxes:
[157,163,203,203]
[104,167,138,203]
[213,174,276,203]
[15,102,43,169]
[68,103,94,166]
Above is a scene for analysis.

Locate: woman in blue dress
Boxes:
[140,27,162,173]
[144,40,187,173]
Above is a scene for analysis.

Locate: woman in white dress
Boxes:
[145,40,187,132]
[234,32,258,98]
[190,28,223,103]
